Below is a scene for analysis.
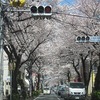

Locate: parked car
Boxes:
[61,82,86,100]
[56,85,67,96]
[60,86,69,98]
[58,85,67,96]
[43,87,51,95]
[52,86,57,93]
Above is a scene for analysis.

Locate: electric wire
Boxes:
[52,11,100,20]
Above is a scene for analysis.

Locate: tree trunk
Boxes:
[12,71,18,93]
[94,53,100,91]
[67,70,71,82]
[91,53,100,100]
[94,66,100,90]
[81,57,87,86]
[12,58,21,94]
[37,74,40,90]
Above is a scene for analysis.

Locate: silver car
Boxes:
[60,86,69,98]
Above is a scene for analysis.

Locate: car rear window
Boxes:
[70,83,85,88]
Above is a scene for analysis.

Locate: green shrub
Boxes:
[21,90,27,99]
[33,90,41,97]
[92,90,100,100]
[12,93,20,100]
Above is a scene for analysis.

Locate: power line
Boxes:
[53,11,100,20]
[51,16,93,28]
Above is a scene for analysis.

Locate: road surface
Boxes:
[33,92,64,100]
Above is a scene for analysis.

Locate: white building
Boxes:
[3,51,10,96]
[2,51,37,97]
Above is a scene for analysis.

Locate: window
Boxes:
[70,83,85,88]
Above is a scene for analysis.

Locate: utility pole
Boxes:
[0,0,4,100]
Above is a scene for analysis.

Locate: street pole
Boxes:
[0,1,4,100]
[10,63,12,100]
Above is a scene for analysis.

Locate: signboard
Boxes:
[89,36,100,42]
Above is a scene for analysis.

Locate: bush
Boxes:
[7,94,20,100]
[92,90,100,100]
[21,90,27,99]
[33,90,41,97]
[12,93,20,100]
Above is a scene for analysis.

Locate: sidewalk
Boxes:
[3,96,35,100]
[3,96,34,100]
[3,96,7,100]
[3,93,42,100]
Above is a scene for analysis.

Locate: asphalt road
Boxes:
[33,92,91,100]
[33,92,64,100]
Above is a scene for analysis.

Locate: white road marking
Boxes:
[33,93,43,100]
[57,96,61,100]
[34,96,40,100]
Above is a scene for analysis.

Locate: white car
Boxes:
[43,87,51,95]
[61,82,86,100]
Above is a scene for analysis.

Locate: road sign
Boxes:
[10,0,26,7]
[89,36,100,42]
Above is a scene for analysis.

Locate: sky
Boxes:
[60,0,76,5]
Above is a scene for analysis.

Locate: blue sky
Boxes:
[60,0,76,5]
